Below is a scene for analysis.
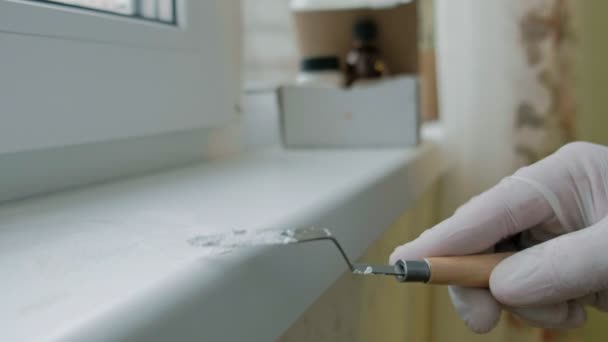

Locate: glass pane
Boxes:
[29,0,177,24]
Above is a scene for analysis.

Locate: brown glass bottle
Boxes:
[345,18,389,86]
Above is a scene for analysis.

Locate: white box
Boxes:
[279,76,419,148]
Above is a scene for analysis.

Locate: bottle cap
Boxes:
[300,56,340,71]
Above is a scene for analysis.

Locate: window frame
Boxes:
[27,0,178,25]
[1,0,195,50]
[0,0,240,155]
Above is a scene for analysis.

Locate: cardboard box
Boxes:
[292,1,418,75]
[279,1,420,148]
[279,76,419,148]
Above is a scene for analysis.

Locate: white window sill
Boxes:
[1,125,446,342]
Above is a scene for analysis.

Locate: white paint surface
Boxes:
[0,134,444,341]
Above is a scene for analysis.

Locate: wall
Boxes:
[575,1,608,146]
[576,1,608,338]
[242,0,298,85]
[279,181,440,342]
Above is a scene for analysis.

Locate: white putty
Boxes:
[189,228,302,256]
[353,266,374,275]
[188,227,336,257]
[282,236,297,244]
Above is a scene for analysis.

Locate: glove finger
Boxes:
[491,216,608,307]
[389,176,553,264]
[511,142,608,231]
[448,286,501,334]
[506,301,586,330]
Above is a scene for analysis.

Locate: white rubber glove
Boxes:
[389,142,608,333]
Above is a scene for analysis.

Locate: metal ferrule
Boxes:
[394,259,431,283]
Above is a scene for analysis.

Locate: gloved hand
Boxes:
[389,142,608,333]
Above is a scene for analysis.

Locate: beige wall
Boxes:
[279,181,440,342]
[576,1,608,146]
[575,3,608,337]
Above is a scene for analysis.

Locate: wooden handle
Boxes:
[426,252,514,288]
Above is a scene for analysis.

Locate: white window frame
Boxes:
[0,0,240,154]
[1,0,194,50]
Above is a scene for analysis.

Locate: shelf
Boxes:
[1,126,445,341]
[290,0,413,12]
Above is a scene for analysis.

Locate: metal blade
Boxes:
[352,263,404,276]
[281,226,333,241]
[281,227,353,270]
[282,227,404,279]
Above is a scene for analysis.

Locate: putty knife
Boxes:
[283,228,513,288]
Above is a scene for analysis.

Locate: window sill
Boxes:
[1,125,446,341]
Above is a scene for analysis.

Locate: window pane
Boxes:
[29,0,177,24]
